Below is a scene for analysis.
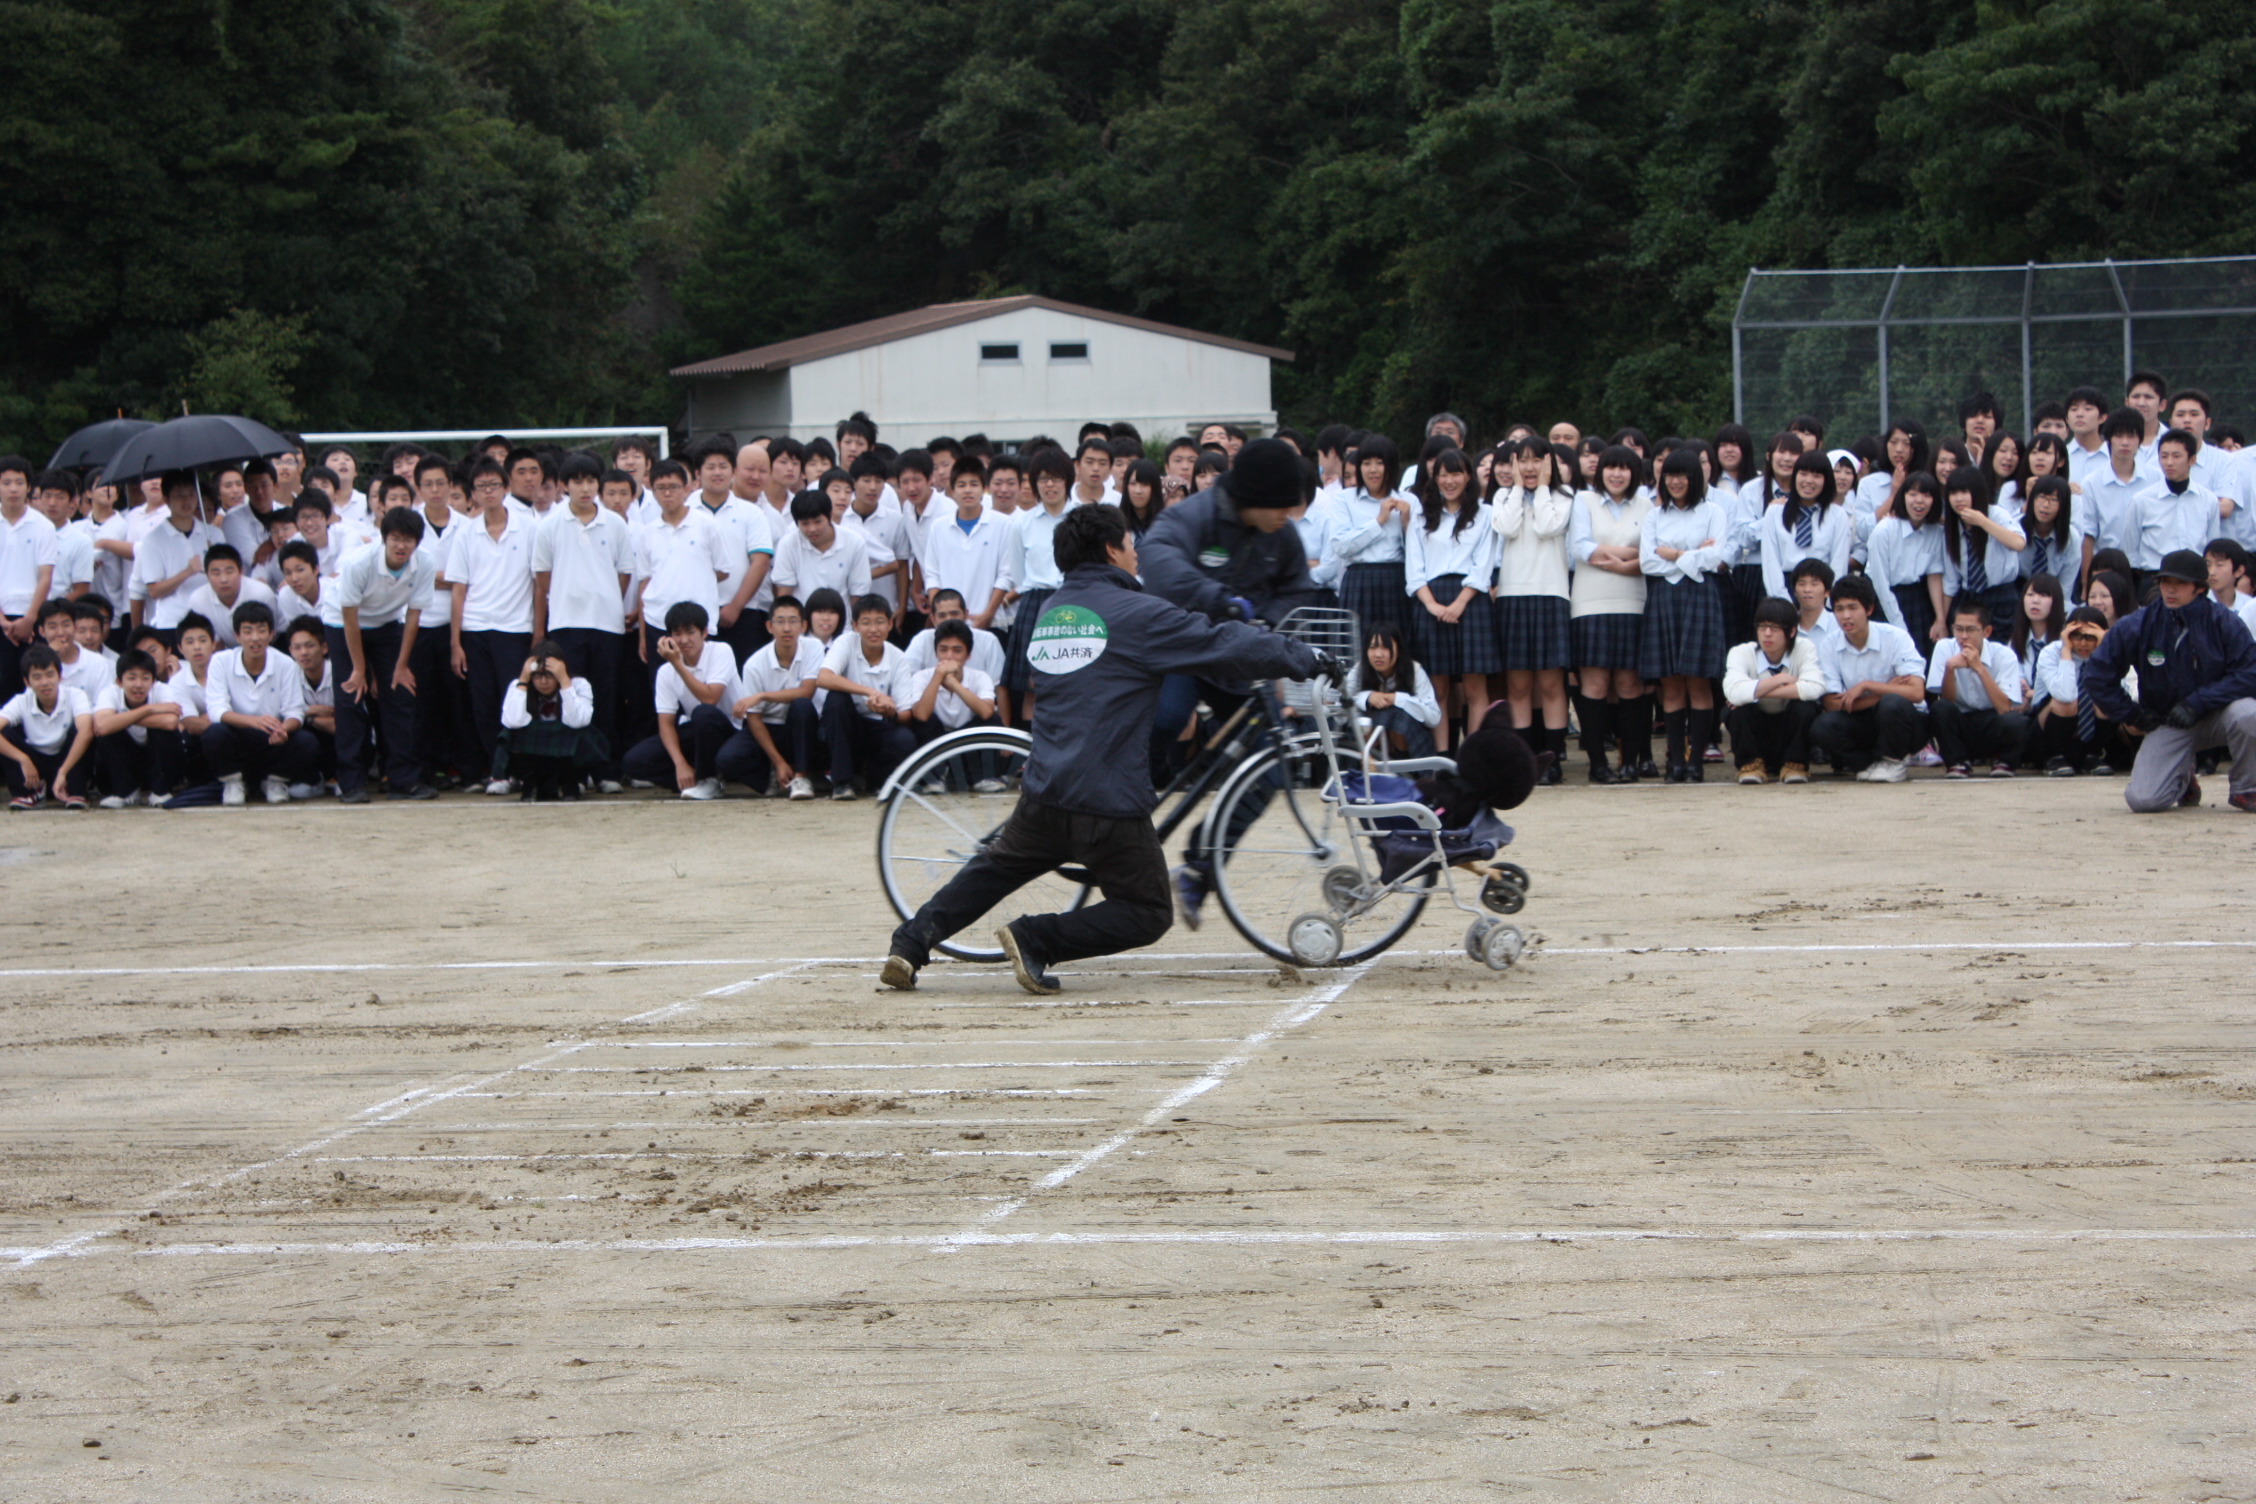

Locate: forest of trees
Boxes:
[2,0,2250,456]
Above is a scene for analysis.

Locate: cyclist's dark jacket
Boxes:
[2081,593,2256,729]
[1140,489,1328,625]
[1025,562,1316,819]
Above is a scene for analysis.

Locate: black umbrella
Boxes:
[46,417,155,471]
[101,414,297,486]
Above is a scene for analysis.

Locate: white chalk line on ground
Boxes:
[10,1227,2251,1263]
[946,967,1375,1245]
[4,960,823,1270]
[6,938,2255,982]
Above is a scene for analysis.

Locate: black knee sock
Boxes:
[1545,723,1569,770]
[1690,707,1716,764]
[1573,694,1611,763]
[1626,696,1654,764]
[1662,708,1688,769]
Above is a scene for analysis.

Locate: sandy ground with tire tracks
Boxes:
[0,775,2250,1501]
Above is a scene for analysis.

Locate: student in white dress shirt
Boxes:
[816,593,917,799]
[331,508,440,803]
[1926,597,2030,777]
[272,540,325,636]
[202,600,318,804]
[770,491,874,606]
[630,459,732,670]
[32,473,91,604]
[898,619,999,757]
[917,458,1009,632]
[282,617,336,792]
[623,600,741,799]
[446,456,541,791]
[2206,541,2256,640]
[128,472,220,633]
[1810,576,1930,782]
[1403,449,1496,751]
[1351,624,1443,759]
[178,545,281,648]
[2077,408,2157,586]
[92,648,177,805]
[1759,452,1854,603]
[842,454,911,619]
[718,594,823,799]
[0,645,94,808]
[1722,598,1825,783]
[2127,430,2224,592]
[1940,467,2027,633]
[2016,475,2081,602]
[37,600,113,703]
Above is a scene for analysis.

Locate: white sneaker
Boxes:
[787,775,814,800]
[1858,757,1909,783]
[598,779,624,794]
[98,793,130,810]
[484,778,513,796]
[1911,743,1944,768]
[221,773,245,807]
[130,789,154,807]
[682,777,724,801]
[261,775,291,805]
[973,777,1008,794]
[286,782,322,801]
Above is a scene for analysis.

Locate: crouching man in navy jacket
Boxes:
[882,504,1322,995]
[2082,548,2256,813]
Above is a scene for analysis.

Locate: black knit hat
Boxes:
[1219,438,1301,509]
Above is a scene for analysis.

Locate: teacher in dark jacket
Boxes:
[882,504,1323,996]
[2081,549,2256,813]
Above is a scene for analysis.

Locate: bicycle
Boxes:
[874,608,1530,969]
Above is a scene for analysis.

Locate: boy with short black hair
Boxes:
[204,600,315,805]
[1,643,93,809]
[37,599,112,702]
[622,601,739,800]
[816,593,916,799]
[536,457,637,795]
[1927,597,2030,777]
[918,456,1008,630]
[1723,597,1824,784]
[70,599,115,664]
[842,453,910,618]
[1957,392,2000,459]
[446,453,540,792]
[719,594,822,798]
[93,647,177,806]
[181,543,280,648]
[284,617,336,795]
[2128,429,2220,595]
[33,470,90,603]
[2125,370,2168,454]
[771,489,873,604]
[2205,539,2256,638]
[330,507,439,803]
[1787,557,1843,650]
[1810,575,1929,781]
[901,620,1000,780]
[131,471,224,634]
[276,539,323,626]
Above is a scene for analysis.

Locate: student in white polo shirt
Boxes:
[688,439,775,664]
[92,647,177,806]
[717,593,823,798]
[128,471,221,634]
[33,471,91,603]
[630,459,731,673]
[816,592,917,800]
[769,490,873,607]
[0,454,56,705]
[178,544,281,648]
[36,600,113,704]
[900,589,1008,683]
[535,466,637,794]
[446,455,540,792]
[842,454,911,617]
[330,508,440,803]
[1926,595,2030,778]
[1809,575,1931,782]
[293,490,378,582]
[202,600,317,805]
[283,617,336,795]
[916,456,1008,630]
[621,601,740,800]
[1,644,94,808]
[273,539,324,631]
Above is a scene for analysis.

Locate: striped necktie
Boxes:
[1794,507,1813,549]
[2077,680,2098,746]
[1964,531,1987,594]
[2029,534,2049,580]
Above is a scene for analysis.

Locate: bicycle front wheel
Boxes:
[1207,742,1431,965]
[875,728,1090,963]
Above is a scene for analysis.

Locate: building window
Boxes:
[980,342,1020,363]
[1048,341,1090,363]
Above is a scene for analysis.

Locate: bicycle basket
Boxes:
[1274,607,1361,714]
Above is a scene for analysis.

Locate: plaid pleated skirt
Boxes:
[1004,587,1054,692]
[1725,563,1767,645]
[1638,576,1727,680]
[1495,593,1572,671]
[1892,584,1937,649]
[1571,611,1646,671]
[1339,562,1409,639]
[1407,575,1501,675]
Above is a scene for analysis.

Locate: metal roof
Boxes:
[668,295,1294,378]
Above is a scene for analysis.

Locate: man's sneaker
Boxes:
[683,778,724,801]
[8,792,38,811]
[830,783,859,801]
[1988,763,2015,778]
[98,793,131,810]
[1171,864,1206,931]
[1945,764,1972,780]
[221,773,246,806]
[787,775,815,800]
[2229,791,2256,813]
[972,777,1008,794]
[1912,743,1945,768]
[59,794,87,811]
[338,787,371,805]
[1736,762,1765,785]
[1703,743,1726,762]
[598,779,625,794]
[1779,763,1809,785]
[625,778,655,790]
[879,954,919,991]
[287,782,322,801]
[485,778,513,796]
[1858,757,1909,783]
[998,922,1061,996]
[392,783,440,801]
[2045,756,2077,777]
[2180,776,2201,807]
[262,775,292,804]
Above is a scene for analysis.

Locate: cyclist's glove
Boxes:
[2165,700,2201,729]
[1225,596,1261,625]
[1309,649,1349,685]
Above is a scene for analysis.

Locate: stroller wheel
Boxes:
[1480,875,1526,915]
[1321,864,1365,916]
[1480,923,1526,971]
[1493,863,1530,891]
[1288,913,1344,968]
[1464,917,1497,961]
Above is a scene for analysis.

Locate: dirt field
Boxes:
[1,777,2251,1502]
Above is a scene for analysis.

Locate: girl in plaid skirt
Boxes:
[1404,448,1497,750]
[1489,436,1575,783]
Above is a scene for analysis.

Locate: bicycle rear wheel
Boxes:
[875,728,1090,963]
[1207,742,1431,965]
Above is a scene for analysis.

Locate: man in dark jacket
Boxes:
[1139,438,1330,926]
[882,504,1323,995]
[2081,549,2256,812]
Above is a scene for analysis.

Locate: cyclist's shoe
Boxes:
[879,954,919,991]
[998,922,1061,995]
[1171,864,1207,931]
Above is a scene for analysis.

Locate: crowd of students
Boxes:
[2,370,2253,814]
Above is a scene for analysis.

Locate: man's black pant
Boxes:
[95,729,183,796]
[1725,699,1820,774]
[0,731,89,798]
[821,694,917,791]
[716,700,821,791]
[548,627,624,779]
[714,606,768,668]
[201,723,320,784]
[328,622,419,794]
[1931,699,2030,768]
[1810,696,1927,771]
[408,629,472,783]
[0,629,23,705]
[889,797,1172,968]
[622,703,733,786]
[460,628,532,778]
